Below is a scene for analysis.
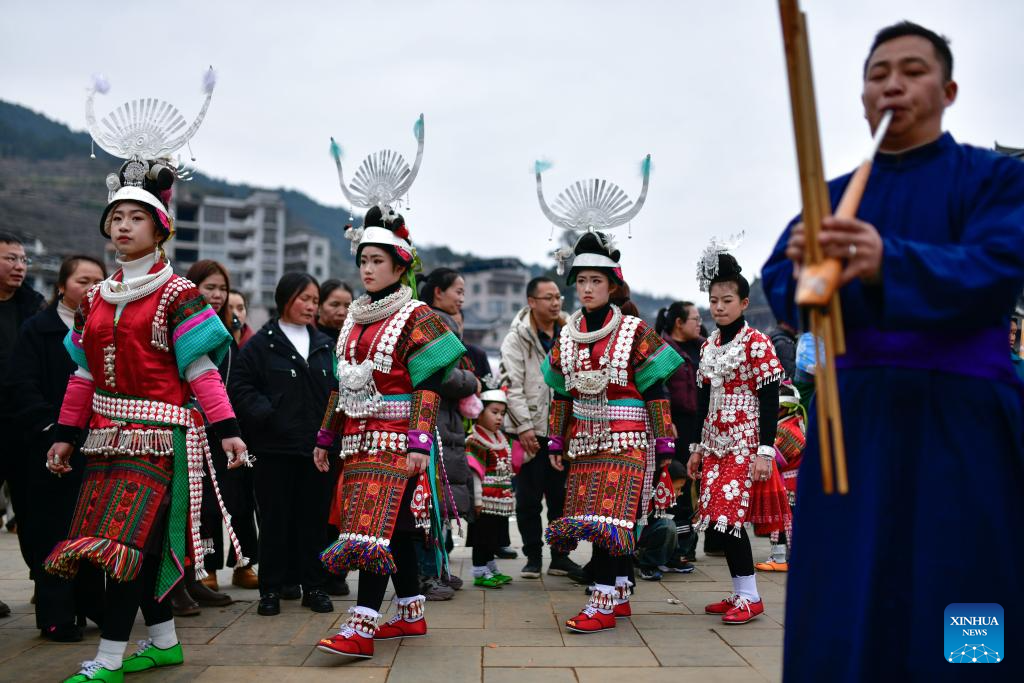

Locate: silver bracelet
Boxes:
[756,445,775,460]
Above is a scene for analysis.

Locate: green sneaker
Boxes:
[492,572,513,585]
[122,640,184,673]
[64,661,123,682]
[473,574,505,589]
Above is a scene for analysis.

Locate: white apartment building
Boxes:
[460,258,531,351]
[169,191,286,325]
[284,232,331,282]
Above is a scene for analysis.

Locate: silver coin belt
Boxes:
[92,393,191,426]
[574,404,647,423]
[567,430,648,459]
[339,430,409,459]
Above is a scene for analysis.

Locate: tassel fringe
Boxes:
[545,517,636,557]
[321,537,397,576]
[44,537,143,582]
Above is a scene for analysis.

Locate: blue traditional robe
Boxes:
[762,133,1024,682]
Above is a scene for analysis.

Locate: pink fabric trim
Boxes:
[189,370,236,424]
[316,429,337,448]
[407,429,434,453]
[467,456,485,480]
[172,308,217,342]
[58,375,94,429]
[655,437,675,456]
[547,435,564,455]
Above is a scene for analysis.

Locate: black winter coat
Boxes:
[6,304,75,435]
[228,320,335,459]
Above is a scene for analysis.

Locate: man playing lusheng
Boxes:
[762,21,1024,681]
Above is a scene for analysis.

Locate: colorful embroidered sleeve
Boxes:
[317,391,344,448]
[403,306,466,388]
[541,339,568,396]
[548,397,572,440]
[464,437,488,480]
[168,284,232,377]
[632,321,684,394]
[408,389,441,454]
[63,284,100,371]
[646,398,675,457]
[748,330,785,389]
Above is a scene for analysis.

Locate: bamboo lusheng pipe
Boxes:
[796,110,892,308]
[778,0,855,494]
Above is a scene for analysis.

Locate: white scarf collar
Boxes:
[470,424,509,451]
[100,250,173,305]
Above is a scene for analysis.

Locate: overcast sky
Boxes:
[3,0,1022,300]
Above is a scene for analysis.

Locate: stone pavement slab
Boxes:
[0,517,785,682]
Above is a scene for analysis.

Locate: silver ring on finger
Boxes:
[848,243,858,257]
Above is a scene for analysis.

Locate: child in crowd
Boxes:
[465,381,515,588]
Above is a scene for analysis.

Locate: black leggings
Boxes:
[102,555,173,641]
[589,545,633,587]
[355,531,422,611]
[713,527,755,577]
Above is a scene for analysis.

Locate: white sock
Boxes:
[148,619,178,649]
[770,544,788,563]
[734,574,760,602]
[730,575,741,596]
[472,565,491,578]
[95,638,127,671]
[486,560,500,574]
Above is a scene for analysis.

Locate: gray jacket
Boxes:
[433,310,477,518]
[498,307,568,442]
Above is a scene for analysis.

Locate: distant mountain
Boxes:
[0,99,776,324]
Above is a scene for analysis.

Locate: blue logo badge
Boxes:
[945,603,1003,663]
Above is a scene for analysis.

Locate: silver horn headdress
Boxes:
[87,67,216,198]
[534,155,650,275]
[535,155,651,234]
[330,114,424,214]
[330,114,424,254]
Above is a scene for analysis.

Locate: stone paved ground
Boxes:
[0,523,784,682]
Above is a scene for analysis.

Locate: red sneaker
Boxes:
[613,601,632,619]
[704,594,739,615]
[375,595,427,640]
[566,608,617,633]
[317,608,378,658]
[376,616,427,640]
[721,596,764,624]
[317,631,374,658]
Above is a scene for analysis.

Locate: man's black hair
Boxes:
[526,275,556,299]
[0,232,24,246]
[864,21,953,82]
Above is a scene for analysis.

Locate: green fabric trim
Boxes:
[156,426,188,598]
[634,344,684,394]
[408,330,466,388]
[63,330,89,371]
[609,398,644,407]
[542,356,567,394]
[174,313,231,378]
